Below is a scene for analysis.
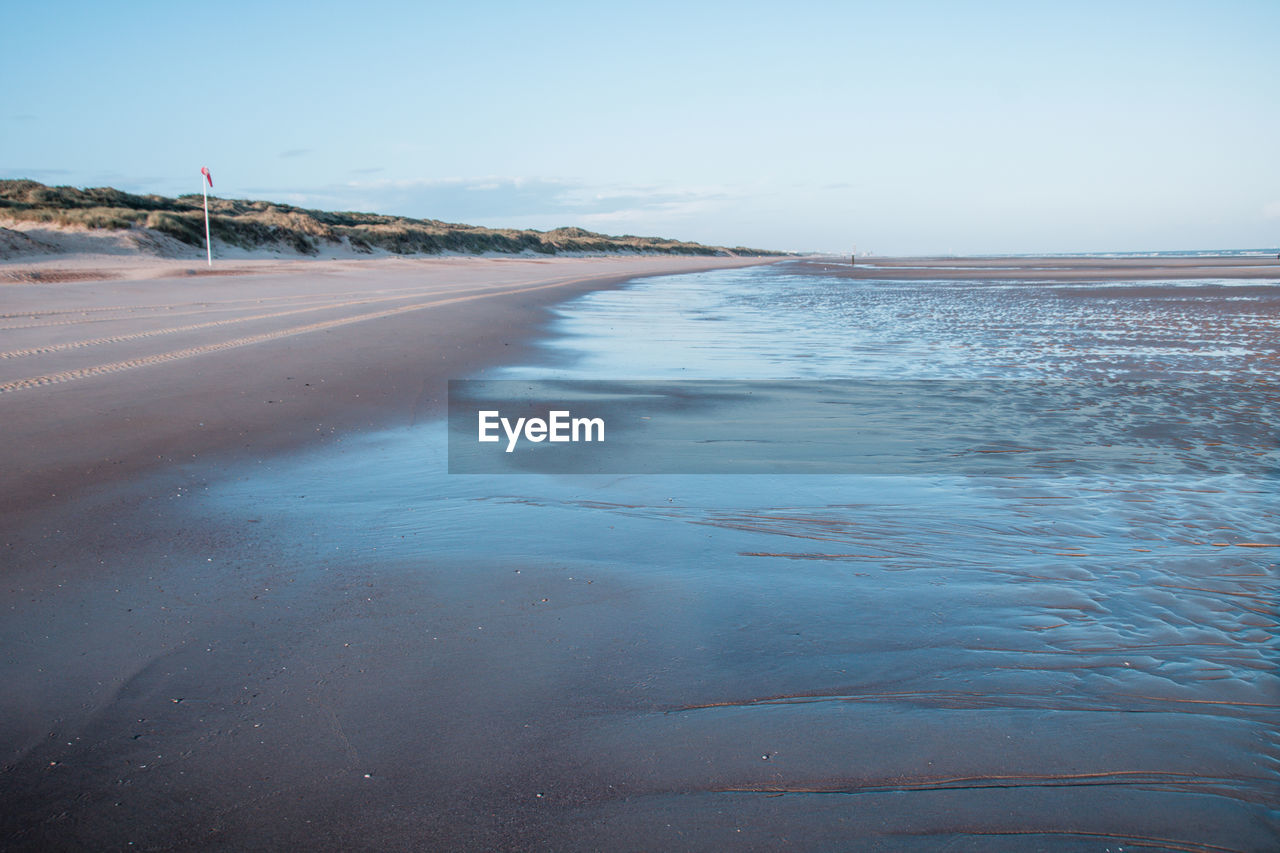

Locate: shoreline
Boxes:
[0,254,780,527]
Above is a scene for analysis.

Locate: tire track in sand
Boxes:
[0,279,548,331]
[0,285,442,330]
[0,274,600,395]
[0,290,451,360]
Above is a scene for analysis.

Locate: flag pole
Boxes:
[200,167,212,267]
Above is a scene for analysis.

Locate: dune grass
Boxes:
[0,179,784,257]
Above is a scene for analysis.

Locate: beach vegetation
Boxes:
[0,179,787,257]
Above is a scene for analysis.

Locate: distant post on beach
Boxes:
[200,166,213,267]
[851,245,856,266]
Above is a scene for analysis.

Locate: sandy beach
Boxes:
[2,254,1277,851]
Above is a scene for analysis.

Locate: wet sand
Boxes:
[2,255,1277,851]
[0,253,781,849]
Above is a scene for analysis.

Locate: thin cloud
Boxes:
[274,177,739,228]
[279,149,312,159]
[1,167,72,179]
[0,168,170,191]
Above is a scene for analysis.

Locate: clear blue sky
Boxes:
[3,0,1278,254]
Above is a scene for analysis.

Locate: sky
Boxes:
[3,0,1278,254]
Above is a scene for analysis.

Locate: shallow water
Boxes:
[505,266,1279,381]
[191,263,1279,848]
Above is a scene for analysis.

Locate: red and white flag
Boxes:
[199,167,214,266]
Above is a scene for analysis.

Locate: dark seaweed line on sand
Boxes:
[670,690,1278,720]
[714,769,1269,799]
